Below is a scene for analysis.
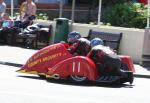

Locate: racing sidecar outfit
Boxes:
[17,42,133,84]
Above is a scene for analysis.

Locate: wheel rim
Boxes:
[70,75,87,82]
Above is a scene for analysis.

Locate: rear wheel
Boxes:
[120,71,134,84]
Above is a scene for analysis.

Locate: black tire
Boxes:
[120,71,134,84]
[120,78,127,84]
[69,75,88,84]
[127,72,134,84]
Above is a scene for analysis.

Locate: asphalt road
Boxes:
[0,64,150,103]
[0,45,150,103]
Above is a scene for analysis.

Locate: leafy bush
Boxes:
[36,13,49,20]
[105,2,147,28]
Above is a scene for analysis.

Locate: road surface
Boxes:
[0,64,150,103]
[0,45,150,103]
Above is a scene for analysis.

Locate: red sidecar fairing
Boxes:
[17,43,72,76]
[16,41,135,84]
[46,56,98,81]
[46,55,134,84]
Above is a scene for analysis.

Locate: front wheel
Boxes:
[69,75,88,84]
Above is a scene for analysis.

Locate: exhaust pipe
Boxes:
[46,74,60,79]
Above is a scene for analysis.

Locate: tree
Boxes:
[106,3,147,28]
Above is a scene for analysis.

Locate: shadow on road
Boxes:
[134,75,150,79]
[17,75,45,80]
[16,75,134,88]
[46,78,134,88]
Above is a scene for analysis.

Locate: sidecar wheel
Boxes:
[69,75,88,84]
